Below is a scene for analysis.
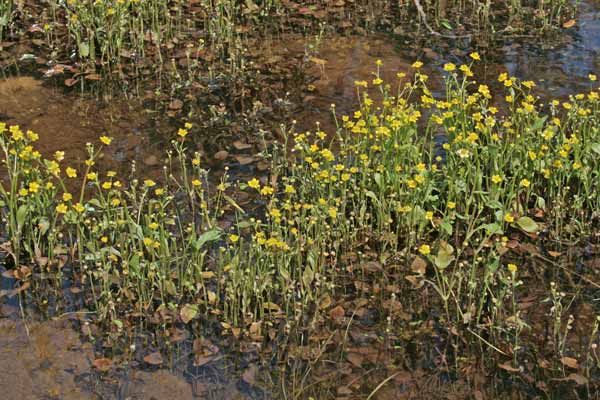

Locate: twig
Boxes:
[412,0,472,39]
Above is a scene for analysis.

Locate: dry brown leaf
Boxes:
[144,352,163,366]
[329,305,345,320]
[214,150,229,160]
[560,356,579,369]
[411,256,427,275]
[498,361,520,372]
[346,352,363,367]
[92,358,113,372]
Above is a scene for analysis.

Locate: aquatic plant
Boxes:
[1,58,600,396]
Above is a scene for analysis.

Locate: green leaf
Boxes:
[517,216,539,233]
[224,195,244,213]
[531,116,547,131]
[197,229,221,248]
[482,223,503,235]
[373,173,382,187]
[38,218,50,235]
[302,265,314,289]
[486,200,503,210]
[434,241,454,270]
[591,142,600,155]
[79,42,90,58]
[440,19,453,30]
[237,220,253,229]
[16,204,28,229]
[440,221,453,235]
[129,254,140,271]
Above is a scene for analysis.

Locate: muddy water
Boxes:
[2,1,600,399]
[294,0,600,133]
[0,76,168,180]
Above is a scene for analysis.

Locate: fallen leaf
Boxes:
[346,352,363,367]
[498,361,520,372]
[411,256,427,274]
[169,99,183,110]
[214,150,229,160]
[233,140,252,150]
[560,356,579,369]
[180,303,198,324]
[329,305,345,320]
[144,352,163,366]
[563,19,576,28]
[233,155,255,165]
[92,358,113,372]
[242,365,259,385]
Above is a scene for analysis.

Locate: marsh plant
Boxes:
[1,57,600,394]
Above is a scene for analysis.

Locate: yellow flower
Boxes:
[149,222,159,230]
[155,188,165,196]
[144,179,156,187]
[100,136,112,145]
[143,237,153,246]
[589,74,597,82]
[328,207,338,219]
[55,151,65,161]
[86,172,98,180]
[102,181,112,190]
[504,213,515,223]
[284,185,296,194]
[425,211,434,220]
[110,198,121,206]
[507,263,518,273]
[248,178,260,189]
[492,175,503,184]
[62,192,73,202]
[107,171,117,177]
[192,179,202,187]
[520,178,530,188]
[66,167,77,178]
[412,61,423,69]
[56,203,68,214]
[522,81,536,89]
[469,52,480,61]
[418,244,431,255]
[443,63,456,72]
[260,186,274,196]
[447,202,456,209]
[26,130,39,141]
[192,158,200,166]
[100,236,108,243]
[229,234,240,243]
[177,128,188,138]
[28,182,40,193]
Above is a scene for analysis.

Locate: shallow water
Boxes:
[2,1,600,398]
